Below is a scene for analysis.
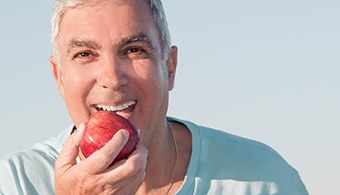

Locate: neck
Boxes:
[138,120,178,193]
[138,120,192,194]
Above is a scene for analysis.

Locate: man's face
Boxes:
[51,0,177,139]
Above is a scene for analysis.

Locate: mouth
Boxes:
[94,100,136,117]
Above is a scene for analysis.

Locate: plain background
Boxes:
[1,1,339,194]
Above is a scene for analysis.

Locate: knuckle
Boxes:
[135,144,148,160]
[140,145,148,155]
[102,183,118,195]
[92,150,115,165]
[67,134,78,146]
[76,172,102,191]
[140,169,146,180]
[76,170,92,184]
[123,160,141,176]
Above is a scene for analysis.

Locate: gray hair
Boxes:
[51,0,171,61]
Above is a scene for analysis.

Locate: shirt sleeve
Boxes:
[295,179,309,195]
[0,149,56,195]
[0,156,24,195]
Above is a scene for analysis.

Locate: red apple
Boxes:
[80,111,139,164]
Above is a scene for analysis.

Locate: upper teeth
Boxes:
[96,101,136,112]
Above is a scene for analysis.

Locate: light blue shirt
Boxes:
[0,117,308,194]
[170,118,308,195]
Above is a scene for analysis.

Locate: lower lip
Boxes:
[116,103,136,119]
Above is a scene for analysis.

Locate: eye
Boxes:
[74,51,93,59]
[72,50,98,64]
[125,47,148,60]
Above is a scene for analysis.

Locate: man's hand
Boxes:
[54,122,148,194]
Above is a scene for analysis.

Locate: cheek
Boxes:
[63,64,98,91]
[133,63,168,94]
[63,69,89,96]
[134,60,168,83]
[135,63,169,112]
[61,66,96,123]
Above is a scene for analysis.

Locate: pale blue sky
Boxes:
[1,1,339,194]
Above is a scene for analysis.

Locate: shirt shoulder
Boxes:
[168,117,308,195]
[0,125,73,195]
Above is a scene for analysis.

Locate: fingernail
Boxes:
[78,122,86,130]
[75,122,86,134]
[121,130,129,139]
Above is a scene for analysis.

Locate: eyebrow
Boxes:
[118,33,154,48]
[66,33,155,55]
[67,39,101,55]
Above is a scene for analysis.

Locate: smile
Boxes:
[95,101,136,112]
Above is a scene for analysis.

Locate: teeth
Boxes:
[96,101,136,112]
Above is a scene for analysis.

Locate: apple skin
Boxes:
[80,111,139,164]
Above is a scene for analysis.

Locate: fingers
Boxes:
[95,142,147,194]
[105,142,148,180]
[111,169,146,194]
[55,122,86,173]
[126,142,148,172]
[125,169,146,193]
[79,129,130,174]
[55,128,148,195]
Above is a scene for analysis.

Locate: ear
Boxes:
[167,46,178,91]
[50,56,65,99]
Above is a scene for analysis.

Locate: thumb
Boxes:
[55,122,86,173]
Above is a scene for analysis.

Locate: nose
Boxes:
[96,57,128,91]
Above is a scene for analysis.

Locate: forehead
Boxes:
[59,0,159,49]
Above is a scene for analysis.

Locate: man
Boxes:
[0,0,308,194]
